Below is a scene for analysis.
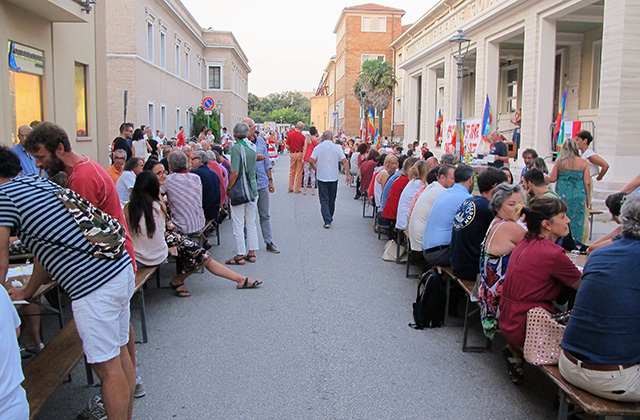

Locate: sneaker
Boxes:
[134,376,146,398]
[323,224,330,229]
[266,243,280,254]
[77,394,106,420]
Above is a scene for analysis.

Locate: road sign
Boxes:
[202,97,214,111]
[204,110,212,115]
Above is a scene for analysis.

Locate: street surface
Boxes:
[37,154,610,420]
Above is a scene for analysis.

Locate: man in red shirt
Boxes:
[25,122,141,419]
[176,125,186,147]
[286,121,306,193]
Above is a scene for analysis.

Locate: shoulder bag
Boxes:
[228,143,254,206]
[523,306,571,365]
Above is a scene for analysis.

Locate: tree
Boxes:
[354,60,397,138]
[248,92,261,114]
[190,106,221,143]
[248,90,310,118]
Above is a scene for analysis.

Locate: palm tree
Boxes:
[354,59,397,138]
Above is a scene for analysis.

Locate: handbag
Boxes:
[228,143,255,206]
[523,307,571,365]
[382,239,407,262]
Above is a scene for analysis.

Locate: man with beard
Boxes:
[24,122,146,418]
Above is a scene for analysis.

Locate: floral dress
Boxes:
[478,220,511,340]
[164,217,210,274]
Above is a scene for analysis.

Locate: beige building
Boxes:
[105,0,250,144]
[0,0,109,162]
[392,0,639,191]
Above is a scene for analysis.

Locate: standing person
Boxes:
[549,138,591,243]
[520,148,538,177]
[225,122,260,264]
[10,125,38,175]
[267,130,278,167]
[244,118,279,254]
[575,130,609,181]
[176,126,186,147]
[302,127,319,196]
[309,130,351,228]
[286,121,306,193]
[487,130,509,168]
[0,283,28,419]
[1,144,136,420]
[112,123,133,161]
[197,126,207,142]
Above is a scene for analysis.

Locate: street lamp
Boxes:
[360,86,367,140]
[323,111,327,131]
[216,101,223,129]
[449,29,471,162]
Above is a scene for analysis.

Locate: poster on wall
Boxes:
[443,119,483,154]
[8,41,45,76]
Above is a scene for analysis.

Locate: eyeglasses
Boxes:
[191,157,201,161]
[114,157,126,160]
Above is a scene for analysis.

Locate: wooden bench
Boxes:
[588,209,603,240]
[133,266,158,344]
[540,365,640,420]
[22,319,85,420]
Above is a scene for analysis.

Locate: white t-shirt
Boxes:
[374,168,388,206]
[0,287,24,402]
[396,179,425,230]
[116,170,137,204]
[581,148,599,177]
[310,140,345,182]
[130,201,168,266]
[408,182,445,251]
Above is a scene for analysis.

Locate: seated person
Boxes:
[450,167,508,281]
[164,151,205,235]
[378,155,407,213]
[477,184,527,340]
[499,196,582,384]
[106,149,127,184]
[359,149,379,198]
[191,150,221,243]
[381,157,419,222]
[408,165,455,252]
[421,165,475,266]
[522,168,558,200]
[586,192,626,254]
[560,192,640,402]
[396,160,431,231]
[116,157,143,204]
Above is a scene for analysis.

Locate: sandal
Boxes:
[170,282,191,298]
[245,254,256,263]
[237,277,262,289]
[225,256,246,265]
[502,346,524,384]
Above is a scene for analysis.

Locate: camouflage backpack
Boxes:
[55,188,126,260]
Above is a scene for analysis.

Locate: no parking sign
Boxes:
[202,97,214,111]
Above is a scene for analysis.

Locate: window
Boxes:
[160,32,166,68]
[197,61,201,87]
[361,54,385,67]
[176,108,180,133]
[502,65,519,113]
[148,103,154,131]
[208,65,221,89]
[74,63,88,137]
[147,21,154,61]
[185,51,189,81]
[591,40,602,109]
[9,42,44,141]
[362,16,386,32]
[161,105,167,134]
[336,99,345,119]
[336,21,346,42]
[175,44,180,76]
[336,58,345,81]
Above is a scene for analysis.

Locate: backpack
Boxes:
[409,269,446,329]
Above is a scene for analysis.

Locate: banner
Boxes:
[443,119,482,154]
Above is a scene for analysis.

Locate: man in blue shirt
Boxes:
[11,125,38,175]
[422,164,475,266]
[244,118,279,253]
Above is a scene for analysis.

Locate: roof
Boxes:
[334,3,406,33]
[401,24,412,34]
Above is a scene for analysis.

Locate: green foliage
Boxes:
[190,106,221,143]
[354,60,397,137]
[248,90,310,121]
[248,92,261,113]
[268,107,309,127]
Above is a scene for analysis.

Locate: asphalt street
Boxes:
[37,154,592,420]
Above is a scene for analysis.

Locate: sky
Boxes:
[180,0,439,97]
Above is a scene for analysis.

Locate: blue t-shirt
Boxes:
[450,196,494,280]
[422,183,472,250]
[562,236,640,365]
[379,171,401,212]
[11,143,38,175]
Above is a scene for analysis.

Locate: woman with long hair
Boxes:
[131,128,151,159]
[302,127,319,196]
[549,138,591,242]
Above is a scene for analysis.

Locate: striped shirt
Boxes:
[0,175,132,300]
[165,172,205,234]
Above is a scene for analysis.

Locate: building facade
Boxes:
[312,4,405,139]
[105,0,250,145]
[392,0,640,189]
[0,0,109,162]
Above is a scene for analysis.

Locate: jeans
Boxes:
[317,180,338,224]
[256,187,273,245]
[288,152,303,192]
[231,199,259,255]
[422,246,451,267]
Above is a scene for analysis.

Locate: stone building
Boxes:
[312,4,405,139]
[105,0,250,144]
[0,0,109,162]
[392,0,639,190]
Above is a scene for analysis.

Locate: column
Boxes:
[425,66,438,144]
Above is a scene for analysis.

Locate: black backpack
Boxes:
[409,269,445,329]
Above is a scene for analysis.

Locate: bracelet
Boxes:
[268,178,273,181]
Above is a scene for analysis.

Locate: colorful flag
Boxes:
[367,108,375,141]
[435,109,443,141]
[554,89,567,150]
[373,129,380,147]
[481,94,492,142]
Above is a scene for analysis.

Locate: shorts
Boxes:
[72,265,135,364]
[0,385,29,420]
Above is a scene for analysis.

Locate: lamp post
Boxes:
[216,101,223,130]
[360,86,367,141]
[449,29,471,162]
[323,111,327,131]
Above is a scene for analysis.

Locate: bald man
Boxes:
[286,121,306,193]
[11,125,38,175]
